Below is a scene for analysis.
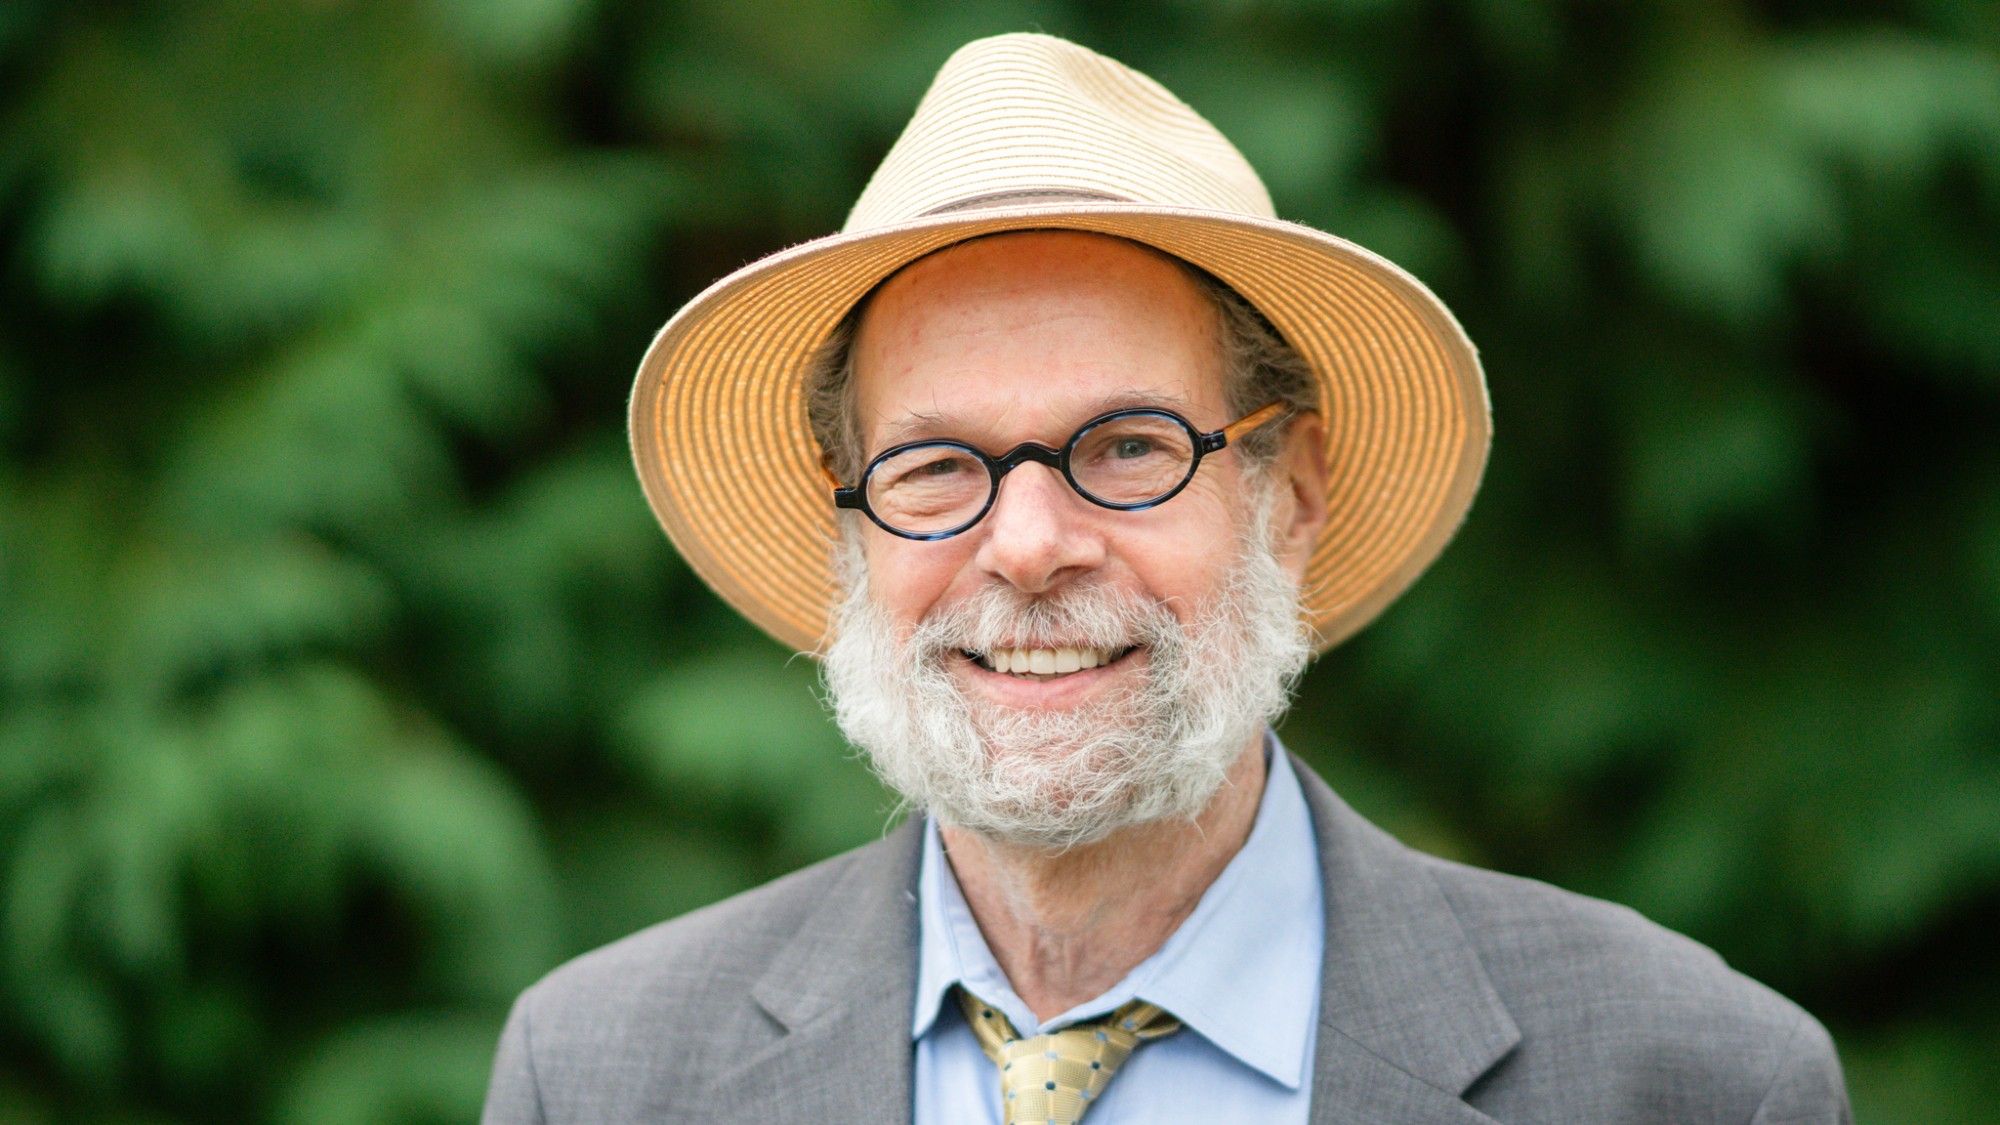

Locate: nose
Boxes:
[972,462,1107,594]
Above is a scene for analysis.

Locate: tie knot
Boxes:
[956,988,1182,1124]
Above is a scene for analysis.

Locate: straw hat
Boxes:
[628,33,1490,654]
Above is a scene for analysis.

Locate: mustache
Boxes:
[905,579,1181,655]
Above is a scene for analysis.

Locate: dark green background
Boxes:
[2,1,1996,1120]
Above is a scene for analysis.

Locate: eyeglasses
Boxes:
[831,402,1292,540]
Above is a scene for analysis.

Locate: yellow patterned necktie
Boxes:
[956,987,1182,1124]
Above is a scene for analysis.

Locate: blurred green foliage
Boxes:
[0,0,1996,1120]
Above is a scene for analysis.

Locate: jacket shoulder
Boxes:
[485,828,915,1123]
[545,837,878,992]
[1417,853,1847,1121]
[1420,853,1790,1020]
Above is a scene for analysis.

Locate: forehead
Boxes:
[849,232,1226,446]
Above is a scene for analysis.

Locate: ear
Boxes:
[1267,414,1328,581]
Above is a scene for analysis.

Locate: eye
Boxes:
[876,447,981,491]
[1112,436,1155,459]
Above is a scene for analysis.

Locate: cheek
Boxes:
[1110,514,1243,606]
[1167,469,1238,518]
[1124,472,1240,547]
[1134,548,1235,616]
[862,536,964,624]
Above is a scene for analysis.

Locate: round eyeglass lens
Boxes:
[865,443,991,534]
[1069,412,1197,505]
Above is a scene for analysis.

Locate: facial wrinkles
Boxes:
[822,482,1312,851]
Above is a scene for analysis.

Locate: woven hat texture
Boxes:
[628,32,1490,653]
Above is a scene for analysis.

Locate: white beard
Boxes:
[821,491,1312,851]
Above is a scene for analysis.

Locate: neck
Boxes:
[938,734,1269,1023]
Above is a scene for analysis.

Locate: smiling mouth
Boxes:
[962,644,1138,679]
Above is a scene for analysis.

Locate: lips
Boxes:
[965,644,1137,677]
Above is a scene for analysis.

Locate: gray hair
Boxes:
[803,239,1318,484]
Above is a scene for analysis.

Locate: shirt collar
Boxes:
[912,734,1324,1090]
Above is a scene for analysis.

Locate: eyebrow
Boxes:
[874,389,1199,449]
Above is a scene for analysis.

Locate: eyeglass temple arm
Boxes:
[821,458,863,503]
[1201,401,1293,453]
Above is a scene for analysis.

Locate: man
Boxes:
[485,33,1849,1123]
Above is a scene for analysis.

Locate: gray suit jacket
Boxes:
[483,757,1849,1122]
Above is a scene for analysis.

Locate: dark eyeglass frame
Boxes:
[829,401,1293,541]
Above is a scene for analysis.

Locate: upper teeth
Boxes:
[981,646,1114,675]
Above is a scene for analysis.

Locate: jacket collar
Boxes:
[724,752,1520,1123]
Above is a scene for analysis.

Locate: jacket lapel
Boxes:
[712,819,924,1124]
[1294,755,1520,1123]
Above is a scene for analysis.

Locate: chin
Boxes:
[932,715,1235,850]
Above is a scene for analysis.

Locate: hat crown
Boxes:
[844,34,1276,232]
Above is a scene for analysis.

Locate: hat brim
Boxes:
[628,202,1490,655]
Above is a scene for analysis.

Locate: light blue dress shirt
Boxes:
[912,737,1324,1124]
